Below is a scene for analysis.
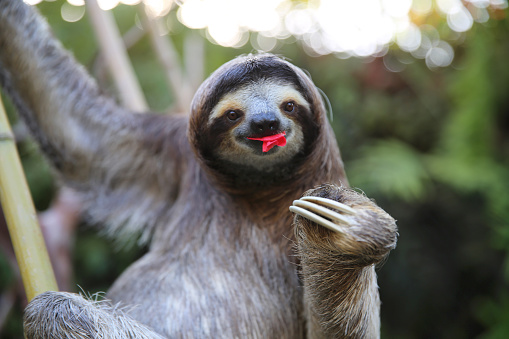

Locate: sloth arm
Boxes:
[0,1,187,234]
[292,185,398,338]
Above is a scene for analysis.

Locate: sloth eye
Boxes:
[226,110,240,121]
[283,101,295,113]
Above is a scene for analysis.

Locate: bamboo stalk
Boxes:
[0,95,58,301]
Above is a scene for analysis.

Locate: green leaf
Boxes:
[348,139,429,201]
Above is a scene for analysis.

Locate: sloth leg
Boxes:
[291,184,397,338]
[23,291,164,339]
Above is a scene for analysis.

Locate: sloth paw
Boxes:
[290,184,397,262]
[289,196,356,234]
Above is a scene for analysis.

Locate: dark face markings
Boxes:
[191,54,323,175]
[201,55,313,115]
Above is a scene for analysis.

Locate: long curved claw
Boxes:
[290,196,357,234]
[292,200,353,225]
[290,206,347,234]
[300,196,356,215]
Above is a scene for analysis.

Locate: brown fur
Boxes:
[296,184,397,338]
[0,1,397,338]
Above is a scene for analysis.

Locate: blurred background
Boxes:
[1,0,508,337]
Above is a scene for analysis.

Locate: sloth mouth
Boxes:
[247,131,287,153]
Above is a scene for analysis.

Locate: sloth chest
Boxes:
[107,244,304,338]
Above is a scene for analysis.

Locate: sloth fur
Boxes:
[0,1,397,338]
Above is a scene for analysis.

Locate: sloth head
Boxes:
[189,54,330,185]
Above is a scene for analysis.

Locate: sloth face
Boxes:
[190,54,322,177]
[207,79,310,171]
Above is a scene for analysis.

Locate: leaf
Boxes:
[347,139,429,201]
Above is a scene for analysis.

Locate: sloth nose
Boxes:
[250,115,280,135]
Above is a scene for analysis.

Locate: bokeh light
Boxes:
[24,0,44,5]
[37,0,508,69]
[174,0,507,67]
[61,1,85,22]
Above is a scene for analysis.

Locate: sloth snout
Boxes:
[250,115,281,135]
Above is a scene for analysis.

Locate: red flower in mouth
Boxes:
[247,132,287,152]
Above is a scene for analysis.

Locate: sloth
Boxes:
[0,1,397,338]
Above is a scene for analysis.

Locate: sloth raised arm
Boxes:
[0,1,186,237]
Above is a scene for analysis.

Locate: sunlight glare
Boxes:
[144,0,173,18]
[285,9,316,36]
[23,0,43,5]
[315,0,386,56]
[436,0,463,14]
[207,20,243,47]
[28,0,506,69]
[121,0,142,5]
[67,0,85,6]
[98,0,120,11]
[205,0,243,47]
[242,0,285,33]
[168,0,508,64]
[382,0,412,18]
[411,0,433,15]
[178,0,208,29]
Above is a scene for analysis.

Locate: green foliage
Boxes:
[476,293,509,339]
[348,139,430,201]
[18,140,55,211]
[0,252,15,290]
[335,17,509,339]
[73,229,147,293]
[353,20,509,338]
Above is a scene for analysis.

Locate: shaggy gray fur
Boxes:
[0,1,398,338]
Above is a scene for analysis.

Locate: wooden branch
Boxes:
[86,0,148,111]
[139,5,192,113]
[184,30,205,96]
[0,95,58,301]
